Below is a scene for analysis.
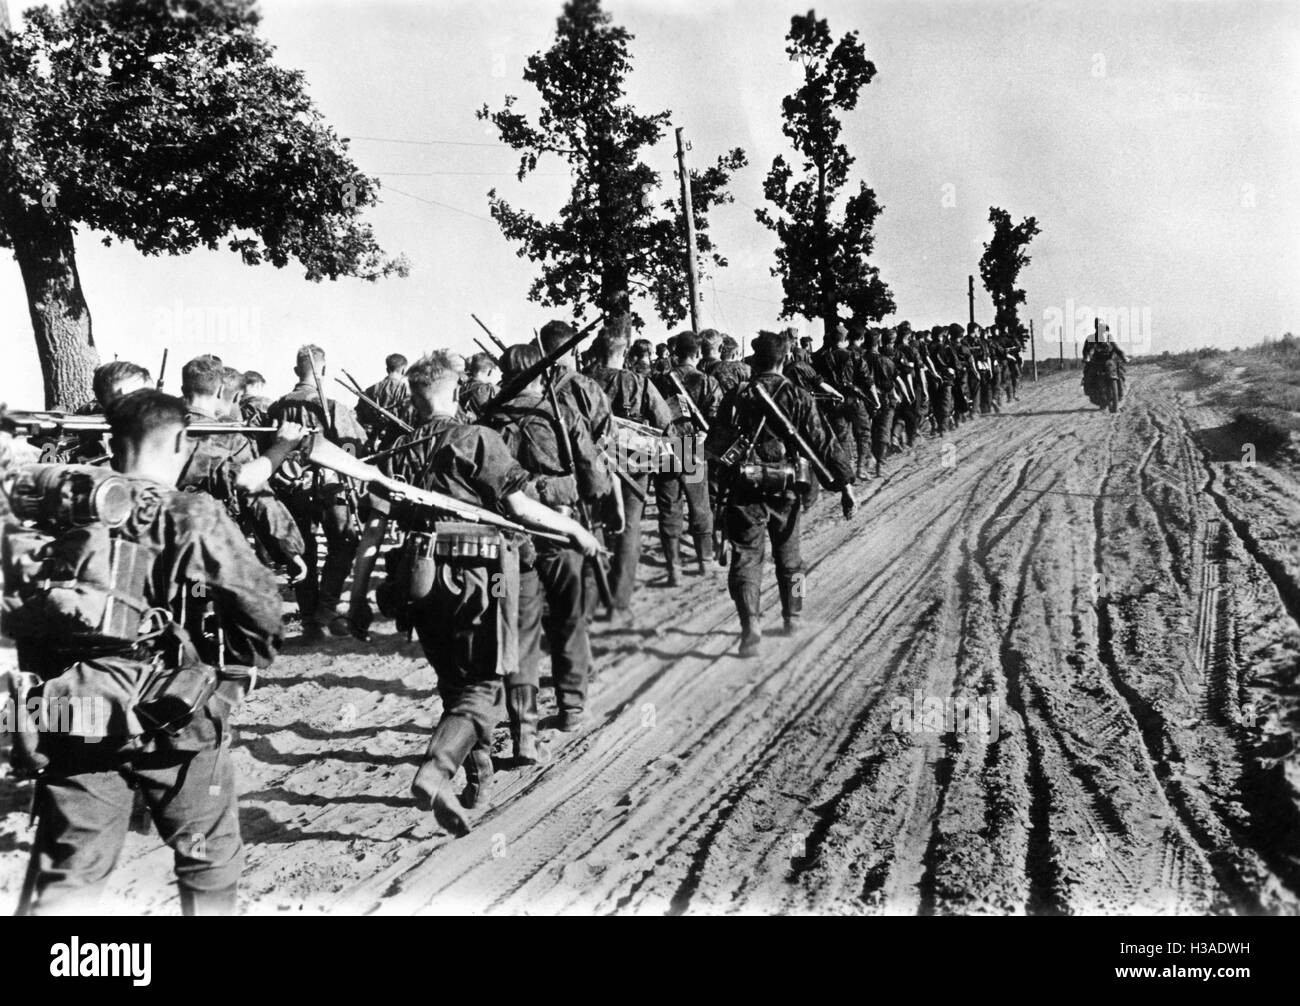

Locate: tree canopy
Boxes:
[756,10,893,333]
[0,0,405,406]
[479,0,745,329]
[979,206,1040,337]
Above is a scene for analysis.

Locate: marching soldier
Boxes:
[863,329,897,478]
[587,323,675,622]
[240,371,272,425]
[705,330,856,657]
[711,335,752,395]
[536,320,621,629]
[179,356,306,582]
[52,361,153,464]
[629,338,654,378]
[651,342,672,376]
[652,332,722,585]
[951,325,976,426]
[357,353,411,453]
[811,325,862,469]
[459,352,500,420]
[349,351,600,834]
[998,326,1024,403]
[927,327,958,435]
[844,324,877,477]
[697,329,723,375]
[267,345,367,642]
[12,390,292,914]
[479,344,611,738]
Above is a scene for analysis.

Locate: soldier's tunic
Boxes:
[928,342,958,433]
[549,366,616,622]
[25,480,282,915]
[358,374,412,452]
[811,345,858,460]
[588,363,674,610]
[891,343,927,448]
[705,373,853,629]
[710,359,752,396]
[479,392,610,721]
[239,394,271,427]
[842,346,876,468]
[998,334,1023,401]
[267,383,367,627]
[458,379,498,421]
[651,363,722,570]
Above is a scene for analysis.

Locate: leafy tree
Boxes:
[478,0,745,330]
[979,206,1040,338]
[756,10,892,334]
[0,0,406,409]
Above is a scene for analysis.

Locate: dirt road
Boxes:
[3,364,1298,914]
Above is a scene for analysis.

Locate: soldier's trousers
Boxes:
[725,495,805,627]
[26,746,243,916]
[932,382,954,432]
[655,462,712,566]
[848,402,872,469]
[518,547,590,716]
[892,402,920,447]
[286,485,359,624]
[827,411,854,462]
[978,377,995,414]
[870,405,895,466]
[611,472,650,609]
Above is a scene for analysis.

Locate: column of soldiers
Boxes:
[1,312,1029,913]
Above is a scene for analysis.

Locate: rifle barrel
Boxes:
[471,313,510,354]
[336,374,414,433]
[752,383,834,486]
[667,372,710,432]
[478,314,605,417]
[4,413,275,435]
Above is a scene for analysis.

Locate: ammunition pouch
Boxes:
[398,523,520,677]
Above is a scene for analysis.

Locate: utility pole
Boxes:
[967,275,975,327]
[675,127,701,333]
[1030,319,1037,381]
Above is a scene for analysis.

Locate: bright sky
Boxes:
[2,0,1297,405]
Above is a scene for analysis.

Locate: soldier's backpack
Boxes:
[2,465,218,743]
[1,466,157,658]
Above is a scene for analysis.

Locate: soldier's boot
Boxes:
[507,684,540,765]
[180,885,238,917]
[289,581,326,644]
[855,456,868,482]
[411,715,476,837]
[739,619,763,658]
[692,533,713,575]
[461,739,495,810]
[778,575,803,638]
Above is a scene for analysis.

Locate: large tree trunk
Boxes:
[7,209,99,410]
